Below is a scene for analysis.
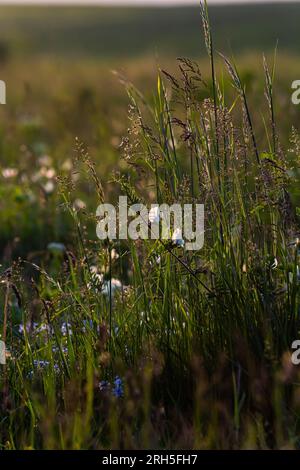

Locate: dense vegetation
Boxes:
[0,2,300,450]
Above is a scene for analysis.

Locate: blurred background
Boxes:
[0,0,299,257]
[0,1,299,59]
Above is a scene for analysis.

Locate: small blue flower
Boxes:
[112,376,124,398]
[52,345,68,354]
[33,359,50,368]
[61,322,72,336]
[99,376,124,397]
[82,319,94,332]
[19,322,39,334]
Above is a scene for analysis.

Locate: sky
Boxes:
[0,0,298,4]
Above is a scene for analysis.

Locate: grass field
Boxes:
[0,4,299,59]
[0,2,300,450]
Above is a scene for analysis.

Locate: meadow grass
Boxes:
[0,4,299,59]
[0,2,300,450]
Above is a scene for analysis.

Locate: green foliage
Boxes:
[0,4,299,59]
[0,2,300,451]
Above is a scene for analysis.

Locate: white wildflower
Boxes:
[40,167,56,179]
[73,198,86,211]
[2,168,18,179]
[38,155,53,167]
[43,180,55,194]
